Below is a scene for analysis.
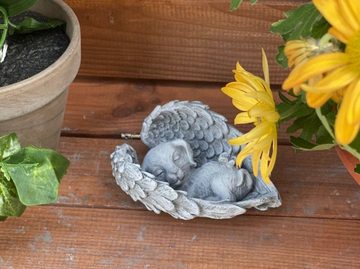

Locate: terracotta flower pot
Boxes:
[0,0,81,149]
[335,147,360,185]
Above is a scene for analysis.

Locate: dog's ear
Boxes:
[236,169,253,189]
[171,139,197,167]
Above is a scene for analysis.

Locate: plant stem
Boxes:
[0,6,9,51]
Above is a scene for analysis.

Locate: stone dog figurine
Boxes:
[142,139,254,202]
[142,139,197,187]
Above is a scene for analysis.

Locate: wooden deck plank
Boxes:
[63,78,292,142]
[57,137,360,220]
[64,0,303,84]
[0,206,359,269]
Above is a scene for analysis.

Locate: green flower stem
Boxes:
[316,108,360,160]
[340,144,360,161]
[315,108,335,139]
[0,6,9,50]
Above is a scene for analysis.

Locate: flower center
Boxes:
[346,32,360,68]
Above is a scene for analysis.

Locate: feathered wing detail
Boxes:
[111,101,281,220]
[111,144,200,219]
[111,144,280,220]
[141,101,241,165]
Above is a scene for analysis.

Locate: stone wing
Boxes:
[141,100,241,166]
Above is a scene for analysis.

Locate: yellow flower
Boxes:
[285,35,339,69]
[283,0,360,145]
[221,50,279,183]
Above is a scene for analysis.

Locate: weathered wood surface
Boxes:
[1,207,359,269]
[1,77,359,268]
[63,78,293,142]
[64,0,305,84]
[57,137,359,219]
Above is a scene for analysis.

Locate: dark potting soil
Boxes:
[0,12,70,87]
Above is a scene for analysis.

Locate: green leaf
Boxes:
[0,0,37,16]
[229,0,257,11]
[299,113,320,141]
[271,3,324,40]
[277,89,292,104]
[349,133,360,155]
[355,164,360,175]
[342,133,360,160]
[230,0,243,11]
[316,126,333,145]
[315,107,335,139]
[275,46,288,68]
[1,147,69,206]
[27,147,70,182]
[10,17,64,34]
[0,216,7,221]
[270,3,330,67]
[277,101,313,122]
[0,133,21,161]
[278,93,336,151]
[0,173,26,217]
[311,17,330,39]
[290,136,335,151]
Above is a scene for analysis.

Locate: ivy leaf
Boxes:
[0,133,21,161]
[0,172,26,217]
[1,147,69,206]
[10,17,64,35]
[270,3,330,67]
[0,0,37,16]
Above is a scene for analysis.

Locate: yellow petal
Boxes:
[288,53,309,68]
[253,134,273,151]
[248,105,273,118]
[235,71,268,95]
[267,137,278,176]
[347,79,360,124]
[251,149,262,177]
[285,40,307,52]
[221,85,258,108]
[301,65,357,93]
[235,141,258,167]
[225,82,256,93]
[262,49,270,85]
[228,122,269,145]
[328,27,349,44]
[347,0,360,26]
[245,91,274,108]
[232,99,257,112]
[306,92,333,108]
[338,0,360,33]
[263,111,280,123]
[335,84,360,145]
[235,62,246,73]
[260,145,271,180]
[313,0,354,43]
[283,53,349,90]
[234,112,257,124]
